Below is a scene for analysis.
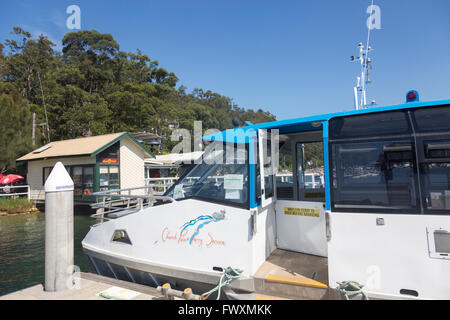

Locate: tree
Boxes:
[4,28,56,142]
[62,30,119,93]
[0,43,5,78]
[1,27,277,167]
[0,83,32,172]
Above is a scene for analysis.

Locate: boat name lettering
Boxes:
[160,227,225,248]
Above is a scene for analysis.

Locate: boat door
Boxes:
[274,130,328,257]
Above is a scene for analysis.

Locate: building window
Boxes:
[43,167,53,184]
[69,166,94,196]
[83,167,94,189]
[99,166,119,189]
[98,142,119,165]
[43,165,94,197]
[72,166,83,195]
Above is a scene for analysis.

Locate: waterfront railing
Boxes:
[0,185,30,199]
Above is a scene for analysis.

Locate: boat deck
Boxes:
[255,248,328,285]
[252,249,337,299]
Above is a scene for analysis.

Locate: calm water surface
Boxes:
[0,209,94,296]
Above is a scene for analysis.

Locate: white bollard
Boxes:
[44,162,74,292]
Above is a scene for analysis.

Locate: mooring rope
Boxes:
[337,280,369,300]
[201,266,243,300]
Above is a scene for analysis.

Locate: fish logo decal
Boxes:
[180,210,225,245]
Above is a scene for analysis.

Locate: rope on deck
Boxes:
[337,280,369,300]
[201,266,243,300]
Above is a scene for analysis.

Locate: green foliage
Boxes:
[304,142,324,169]
[0,197,34,213]
[0,83,32,172]
[0,28,276,171]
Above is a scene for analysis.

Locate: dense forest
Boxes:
[0,27,276,173]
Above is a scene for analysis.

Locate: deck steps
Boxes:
[253,272,330,300]
[252,249,340,300]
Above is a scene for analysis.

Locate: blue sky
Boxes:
[1,0,450,120]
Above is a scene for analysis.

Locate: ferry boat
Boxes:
[82,91,450,299]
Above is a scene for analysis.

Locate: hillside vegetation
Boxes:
[0,27,276,172]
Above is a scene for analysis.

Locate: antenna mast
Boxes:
[351,0,376,110]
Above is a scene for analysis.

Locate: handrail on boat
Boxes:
[89,185,176,226]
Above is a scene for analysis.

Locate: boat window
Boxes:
[111,230,132,245]
[276,138,294,200]
[262,137,274,200]
[165,143,249,208]
[329,111,411,140]
[411,105,450,214]
[330,139,419,213]
[413,105,450,133]
[421,162,450,212]
[424,141,450,159]
[297,142,325,202]
[418,137,450,213]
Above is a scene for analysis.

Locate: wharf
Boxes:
[0,272,166,300]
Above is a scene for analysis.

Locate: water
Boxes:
[0,208,94,296]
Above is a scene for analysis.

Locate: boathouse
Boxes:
[16,132,155,203]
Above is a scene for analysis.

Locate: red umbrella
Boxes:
[0,174,24,185]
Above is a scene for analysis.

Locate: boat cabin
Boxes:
[164,97,450,298]
[82,96,450,299]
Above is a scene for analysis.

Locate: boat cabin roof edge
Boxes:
[202,98,450,142]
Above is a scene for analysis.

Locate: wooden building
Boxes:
[16,132,154,203]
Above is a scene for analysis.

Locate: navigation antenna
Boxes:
[351,0,376,110]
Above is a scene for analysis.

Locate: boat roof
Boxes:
[204,98,450,142]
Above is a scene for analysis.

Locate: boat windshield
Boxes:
[165,143,249,207]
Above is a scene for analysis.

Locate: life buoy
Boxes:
[83,189,91,196]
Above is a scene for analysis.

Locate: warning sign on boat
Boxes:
[284,207,320,217]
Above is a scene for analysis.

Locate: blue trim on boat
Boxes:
[249,136,257,209]
[322,121,331,211]
[203,99,450,142]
